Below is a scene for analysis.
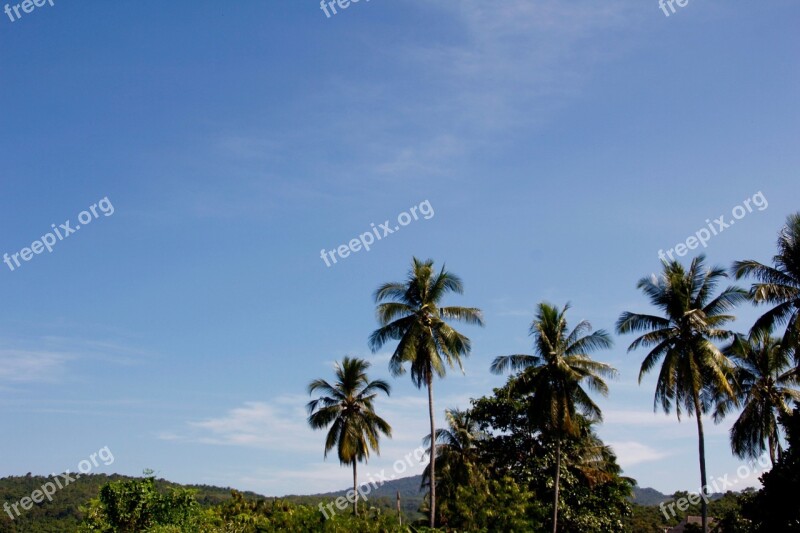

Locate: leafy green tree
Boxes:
[616,256,747,533]
[307,357,392,516]
[79,472,207,532]
[734,213,800,355]
[470,383,545,483]
[491,302,617,533]
[716,331,800,464]
[369,257,484,528]
[468,383,633,532]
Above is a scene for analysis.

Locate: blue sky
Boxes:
[0,0,798,497]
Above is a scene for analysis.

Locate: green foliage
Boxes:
[211,491,407,532]
[626,491,751,532]
[741,408,800,531]
[445,475,546,532]
[427,379,634,532]
[79,473,209,532]
[71,475,418,533]
[74,477,413,533]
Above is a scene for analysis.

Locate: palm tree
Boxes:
[491,302,617,533]
[715,331,800,465]
[616,255,747,533]
[733,213,800,356]
[307,357,392,516]
[421,408,485,524]
[369,257,484,528]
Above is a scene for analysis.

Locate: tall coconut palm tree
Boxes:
[715,331,800,465]
[616,255,747,533]
[307,357,392,516]
[491,302,617,533]
[369,257,484,528]
[733,213,800,357]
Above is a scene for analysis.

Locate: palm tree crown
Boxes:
[421,408,485,490]
[717,331,800,465]
[734,213,800,356]
[369,257,484,384]
[616,256,746,417]
[491,302,617,435]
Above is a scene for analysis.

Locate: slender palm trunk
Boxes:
[427,372,436,529]
[768,431,777,466]
[397,491,402,526]
[353,461,358,516]
[552,438,561,533]
[693,391,708,533]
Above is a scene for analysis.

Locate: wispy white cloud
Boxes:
[170,400,319,453]
[0,350,71,383]
[403,0,637,131]
[0,337,151,385]
[372,134,466,178]
[604,409,681,427]
[608,440,670,467]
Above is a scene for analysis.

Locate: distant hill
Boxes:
[631,486,670,506]
[290,475,687,512]
[285,473,426,519]
[628,485,729,506]
[294,474,723,511]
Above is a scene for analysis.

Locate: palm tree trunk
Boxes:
[397,491,402,526]
[427,371,436,529]
[552,438,561,533]
[693,391,708,533]
[768,431,777,466]
[353,461,358,516]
